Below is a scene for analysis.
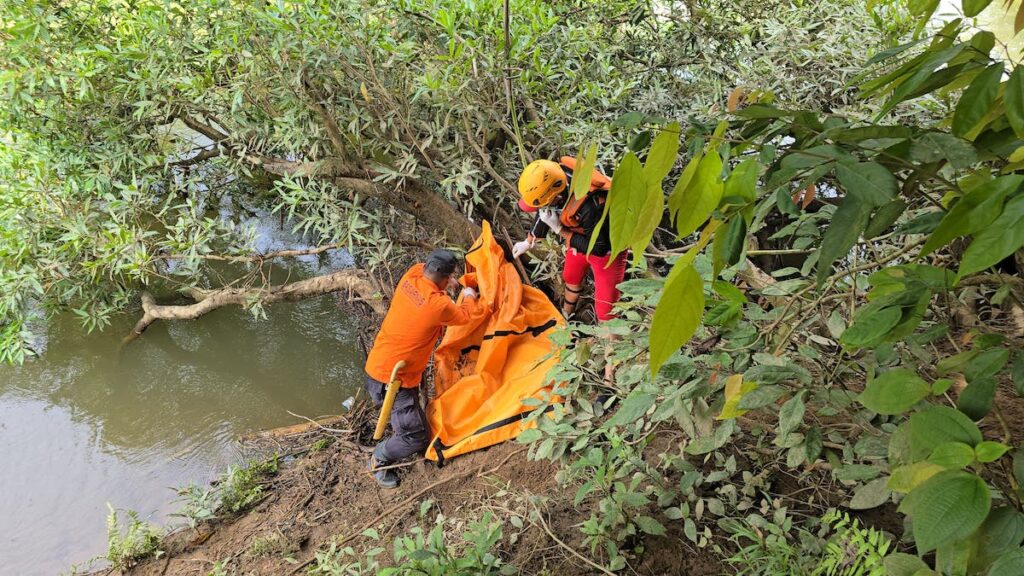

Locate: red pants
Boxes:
[563,248,627,322]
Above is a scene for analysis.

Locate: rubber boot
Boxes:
[367,443,399,489]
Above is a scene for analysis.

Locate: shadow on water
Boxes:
[0,210,365,574]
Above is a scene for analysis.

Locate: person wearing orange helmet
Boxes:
[511,157,627,324]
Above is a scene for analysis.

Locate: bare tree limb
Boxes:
[123,269,386,344]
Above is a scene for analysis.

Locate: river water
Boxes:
[0,213,364,575]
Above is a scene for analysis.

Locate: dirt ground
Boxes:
[110,399,728,576]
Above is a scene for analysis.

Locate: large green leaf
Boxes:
[841,305,902,349]
[778,391,805,437]
[960,194,1024,278]
[986,548,1024,575]
[629,181,666,264]
[835,161,898,207]
[899,470,991,553]
[909,132,978,169]
[1007,66,1024,138]
[864,199,908,239]
[958,376,998,420]
[570,144,598,200]
[667,151,703,227]
[673,149,723,237]
[649,261,704,377]
[605,391,656,428]
[965,347,1010,381]
[952,63,1004,138]
[858,368,930,415]
[962,0,995,16]
[910,406,983,461]
[817,194,872,284]
[921,175,1023,256]
[928,442,976,469]
[606,152,647,259]
[883,553,929,576]
[644,122,681,184]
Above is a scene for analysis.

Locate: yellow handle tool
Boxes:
[373,360,407,440]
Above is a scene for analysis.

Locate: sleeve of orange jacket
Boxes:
[439,296,477,326]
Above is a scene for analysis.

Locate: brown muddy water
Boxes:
[0,214,364,575]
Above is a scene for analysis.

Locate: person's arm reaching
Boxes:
[438,290,478,326]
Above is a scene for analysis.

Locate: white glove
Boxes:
[539,209,563,234]
[461,287,478,299]
[512,237,535,258]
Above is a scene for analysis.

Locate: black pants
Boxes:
[365,375,429,463]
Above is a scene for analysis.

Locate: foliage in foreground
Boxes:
[519,1,1024,574]
[308,512,514,576]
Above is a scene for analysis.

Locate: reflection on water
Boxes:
[0,212,363,575]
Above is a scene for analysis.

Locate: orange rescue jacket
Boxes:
[365,263,477,388]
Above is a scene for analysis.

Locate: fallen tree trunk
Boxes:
[123,269,387,344]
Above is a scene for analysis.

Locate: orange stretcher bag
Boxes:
[425,221,564,464]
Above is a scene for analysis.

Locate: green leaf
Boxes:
[835,161,898,207]
[1006,66,1024,138]
[960,194,1024,278]
[938,349,982,375]
[877,44,965,119]
[969,508,1024,574]
[649,262,704,377]
[858,368,931,415]
[889,461,945,493]
[570,144,598,200]
[864,199,908,239]
[711,216,746,275]
[909,132,979,169]
[644,122,681,184]
[841,305,902,349]
[965,347,1010,381]
[921,175,1023,256]
[607,152,647,260]
[928,442,976,469]
[883,553,929,576]
[958,376,998,420]
[516,428,542,443]
[635,516,667,536]
[962,0,995,17]
[674,149,723,237]
[817,194,872,285]
[910,406,983,461]
[899,470,991,553]
[737,385,787,410]
[606,391,656,428]
[835,464,881,482]
[849,476,891,510]
[667,151,703,226]
[743,363,812,385]
[685,420,735,455]
[778,392,806,437]
[1012,353,1024,397]
[630,179,665,262]
[952,63,1004,138]
[987,548,1024,575]
[975,441,1010,463]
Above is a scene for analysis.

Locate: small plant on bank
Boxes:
[172,484,218,529]
[218,456,278,514]
[105,504,163,570]
[815,510,890,576]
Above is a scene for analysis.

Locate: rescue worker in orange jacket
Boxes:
[364,249,478,488]
[511,157,627,323]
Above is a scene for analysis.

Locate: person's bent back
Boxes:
[363,249,478,488]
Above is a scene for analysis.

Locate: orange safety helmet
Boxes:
[517,160,567,213]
